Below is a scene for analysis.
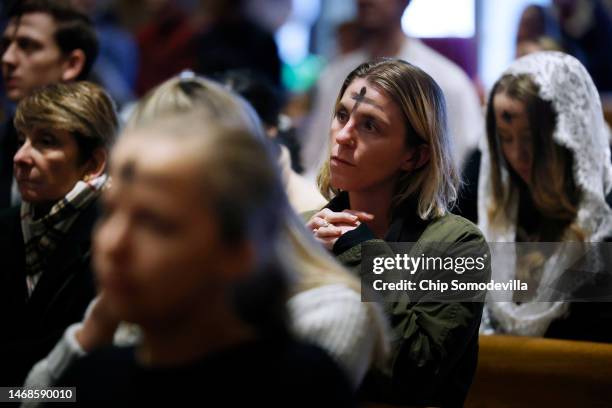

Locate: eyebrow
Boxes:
[2,23,16,39]
[2,20,24,42]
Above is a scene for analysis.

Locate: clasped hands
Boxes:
[306,208,374,250]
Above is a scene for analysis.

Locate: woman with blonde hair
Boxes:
[479,51,612,340]
[24,73,388,396]
[0,81,117,386]
[46,111,354,404]
[306,58,489,407]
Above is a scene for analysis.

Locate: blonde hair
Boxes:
[134,112,283,250]
[486,73,583,241]
[126,74,264,138]
[14,81,118,163]
[317,58,458,220]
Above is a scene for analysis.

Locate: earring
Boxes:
[83,174,92,182]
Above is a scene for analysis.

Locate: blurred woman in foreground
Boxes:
[25,75,388,398]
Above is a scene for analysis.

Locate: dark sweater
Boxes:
[0,202,98,386]
[0,118,17,209]
[53,339,356,407]
[319,193,489,408]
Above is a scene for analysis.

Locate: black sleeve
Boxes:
[333,222,376,256]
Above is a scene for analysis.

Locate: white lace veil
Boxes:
[478,51,612,336]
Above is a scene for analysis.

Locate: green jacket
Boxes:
[306,193,490,407]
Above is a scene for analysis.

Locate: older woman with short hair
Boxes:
[0,81,117,385]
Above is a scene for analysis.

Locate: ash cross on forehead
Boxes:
[349,86,384,113]
[351,86,368,113]
[501,110,515,124]
[119,160,136,182]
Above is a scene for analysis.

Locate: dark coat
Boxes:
[307,193,490,408]
[0,201,99,385]
[0,118,17,209]
[53,341,356,407]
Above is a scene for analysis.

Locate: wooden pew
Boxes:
[465,335,612,408]
[602,92,612,129]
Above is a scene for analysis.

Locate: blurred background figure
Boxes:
[516,4,549,44]
[71,0,139,108]
[119,0,201,96]
[195,0,282,88]
[113,0,282,98]
[516,35,564,58]
[219,69,326,212]
[335,20,363,56]
[516,0,612,91]
[515,5,564,58]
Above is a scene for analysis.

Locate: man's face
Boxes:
[1,12,68,102]
[357,0,407,31]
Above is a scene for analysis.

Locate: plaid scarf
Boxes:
[21,175,108,297]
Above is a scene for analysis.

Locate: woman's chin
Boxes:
[330,174,353,192]
[330,182,348,192]
[19,191,46,206]
[19,189,66,208]
[104,294,140,324]
[517,171,532,186]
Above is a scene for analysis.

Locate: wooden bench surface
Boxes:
[465,335,612,408]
